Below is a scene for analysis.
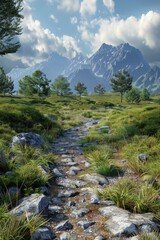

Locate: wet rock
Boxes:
[72,207,91,218]
[66,162,78,166]
[31,227,56,240]
[77,220,95,229]
[61,158,73,163]
[69,166,81,173]
[55,220,73,231]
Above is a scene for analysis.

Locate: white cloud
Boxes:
[80,0,97,17]
[103,0,115,13]
[57,0,80,12]
[78,11,160,64]
[70,16,78,24]
[12,1,81,66]
[50,14,58,22]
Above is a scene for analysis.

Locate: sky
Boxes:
[4,0,160,68]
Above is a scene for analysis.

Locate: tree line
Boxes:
[0,66,150,103]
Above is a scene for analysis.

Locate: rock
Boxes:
[11,194,49,217]
[66,169,77,175]
[77,220,95,229]
[59,232,77,240]
[55,220,73,231]
[99,206,159,237]
[94,236,106,240]
[11,132,44,148]
[66,162,78,166]
[53,168,65,177]
[58,190,79,198]
[50,197,65,206]
[72,207,91,218]
[61,158,73,163]
[80,173,109,186]
[44,114,57,121]
[48,205,62,215]
[138,154,148,162]
[31,227,56,240]
[5,171,14,176]
[39,186,49,195]
[69,166,81,173]
[8,186,19,195]
[57,178,87,189]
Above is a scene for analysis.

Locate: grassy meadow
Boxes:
[0,92,160,239]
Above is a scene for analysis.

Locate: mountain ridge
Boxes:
[7,43,160,93]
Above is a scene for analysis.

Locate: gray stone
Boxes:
[31,227,56,240]
[48,205,62,215]
[57,178,87,189]
[59,232,77,240]
[11,132,44,148]
[53,168,65,177]
[69,166,81,173]
[138,153,148,162]
[94,236,106,240]
[72,207,91,218]
[77,220,95,229]
[99,206,159,237]
[50,197,65,206]
[11,194,49,217]
[55,220,73,231]
[58,190,79,198]
[66,162,78,166]
[39,186,49,195]
[66,169,77,175]
[81,173,109,186]
[61,158,73,163]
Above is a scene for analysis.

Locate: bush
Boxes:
[125,88,141,104]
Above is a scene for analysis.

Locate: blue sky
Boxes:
[5,0,160,67]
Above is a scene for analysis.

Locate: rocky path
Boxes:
[48,118,113,240]
[47,118,159,240]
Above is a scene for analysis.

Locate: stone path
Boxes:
[47,118,159,240]
[48,118,114,240]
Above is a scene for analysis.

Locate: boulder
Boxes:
[59,232,77,240]
[11,193,49,217]
[11,132,44,148]
[99,206,159,237]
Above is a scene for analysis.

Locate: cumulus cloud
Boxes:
[70,16,78,24]
[78,11,160,64]
[80,0,97,17]
[11,1,81,66]
[103,0,115,13]
[57,0,80,12]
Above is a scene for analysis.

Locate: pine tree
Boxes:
[110,69,132,103]
[0,0,23,55]
[74,82,87,99]
[51,75,71,96]
[0,67,14,95]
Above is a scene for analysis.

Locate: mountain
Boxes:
[135,66,160,94]
[7,43,160,93]
[88,43,150,80]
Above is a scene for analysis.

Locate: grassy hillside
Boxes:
[0,93,159,239]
